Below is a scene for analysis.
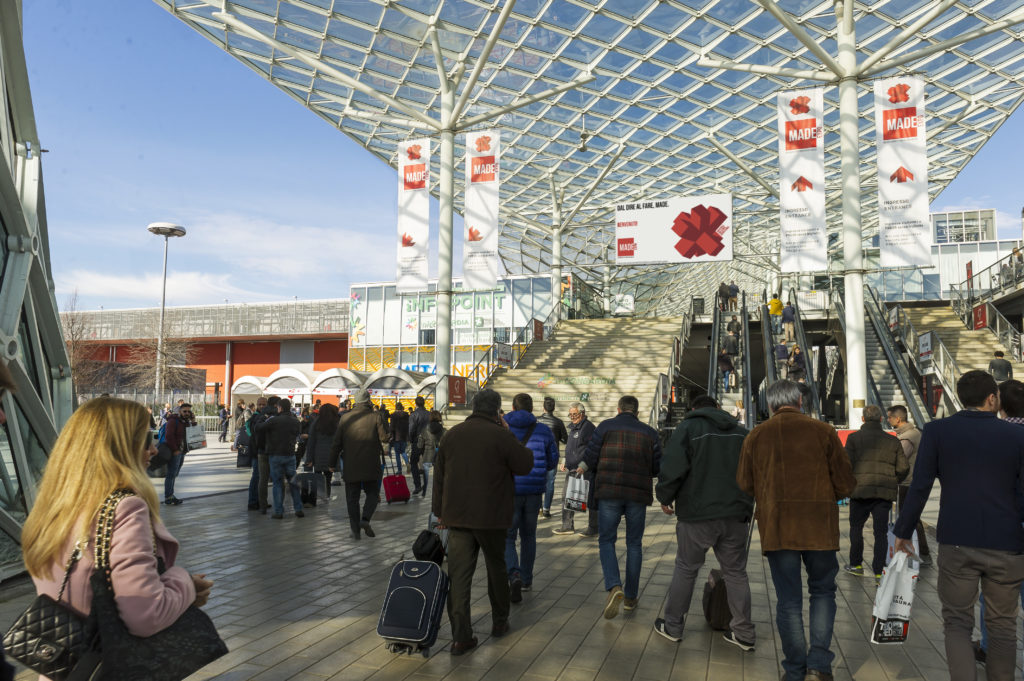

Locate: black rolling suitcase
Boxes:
[293,471,320,507]
[378,560,449,656]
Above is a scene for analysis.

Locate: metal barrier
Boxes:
[648,307,691,428]
[951,284,1022,362]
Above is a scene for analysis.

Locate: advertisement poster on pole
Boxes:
[448,375,467,406]
[493,342,513,368]
[614,194,733,265]
[973,303,988,330]
[874,76,930,268]
[463,130,500,290]
[888,306,899,333]
[396,138,430,293]
[918,331,934,374]
[777,88,827,273]
[966,261,974,299]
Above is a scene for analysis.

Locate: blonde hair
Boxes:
[22,397,160,578]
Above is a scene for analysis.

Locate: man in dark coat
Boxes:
[554,402,597,536]
[161,402,196,506]
[577,395,662,619]
[433,389,533,655]
[843,405,909,579]
[256,397,303,519]
[389,402,410,475]
[536,396,567,518]
[408,395,431,494]
[331,389,390,540]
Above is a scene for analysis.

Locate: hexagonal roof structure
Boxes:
[155,0,1024,314]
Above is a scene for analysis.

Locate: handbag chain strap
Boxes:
[93,489,139,580]
[55,534,89,602]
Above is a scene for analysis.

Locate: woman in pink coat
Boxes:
[21,398,213,678]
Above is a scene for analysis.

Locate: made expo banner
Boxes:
[777,88,827,273]
[874,76,930,268]
[614,193,733,265]
[463,129,500,290]
[396,138,430,293]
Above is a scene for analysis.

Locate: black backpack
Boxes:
[412,530,445,566]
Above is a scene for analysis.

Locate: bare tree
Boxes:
[119,336,200,392]
[61,290,108,395]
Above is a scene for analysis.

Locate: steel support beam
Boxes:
[435,87,455,408]
[696,56,834,82]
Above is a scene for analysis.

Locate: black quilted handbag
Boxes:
[82,490,228,681]
[2,539,98,681]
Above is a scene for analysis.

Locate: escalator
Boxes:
[708,292,758,425]
[707,292,725,403]
[738,293,761,429]
[787,289,823,420]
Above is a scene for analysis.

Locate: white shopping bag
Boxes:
[870,551,919,644]
[886,503,919,569]
[185,424,206,451]
[563,474,590,512]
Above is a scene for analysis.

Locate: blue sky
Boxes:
[23,0,1024,310]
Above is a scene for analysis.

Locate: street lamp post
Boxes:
[147,222,186,402]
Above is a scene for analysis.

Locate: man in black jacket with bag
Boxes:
[256,398,302,519]
[332,389,390,540]
[654,395,754,649]
[553,402,596,536]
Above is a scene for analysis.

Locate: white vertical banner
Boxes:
[777,88,827,273]
[396,138,430,293]
[463,129,500,290]
[874,76,930,268]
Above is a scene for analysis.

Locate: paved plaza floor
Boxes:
[0,442,1016,680]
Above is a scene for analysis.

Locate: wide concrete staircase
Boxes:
[901,305,1024,376]
[480,317,683,424]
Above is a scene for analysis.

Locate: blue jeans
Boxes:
[543,469,557,511]
[421,462,432,493]
[771,314,782,335]
[598,499,646,599]
[506,494,542,585]
[393,441,409,475]
[164,452,184,499]
[269,455,302,515]
[766,550,839,681]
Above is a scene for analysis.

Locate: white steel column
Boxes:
[837,0,866,426]
[224,341,233,406]
[603,266,611,316]
[550,175,562,321]
[435,87,455,408]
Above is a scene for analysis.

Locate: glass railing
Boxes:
[648,307,691,428]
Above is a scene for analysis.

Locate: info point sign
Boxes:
[614,194,733,265]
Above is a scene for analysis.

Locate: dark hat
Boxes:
[473,389,502,417]
[353,388,371,404]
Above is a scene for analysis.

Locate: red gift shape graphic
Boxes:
[888,83,910,104]
[401,233,415,247]
[407,144,422,160]
[789,96,810,115]
[671,204,728,259]
[475,136,491,152]
[467,226,483,242]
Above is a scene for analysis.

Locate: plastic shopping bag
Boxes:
[870,551,919,644]
[185,424,207,451]
[563,474,590,512]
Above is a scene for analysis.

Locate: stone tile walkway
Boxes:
[0,442,1016,680]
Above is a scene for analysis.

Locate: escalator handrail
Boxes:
[760,303,777,385]
[864,288,934,423]
[740,293,755,430]
[833,297,885,409]
[708,292,723,401]
[787,289,822,419]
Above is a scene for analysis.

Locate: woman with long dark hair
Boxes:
[306,403,341,491]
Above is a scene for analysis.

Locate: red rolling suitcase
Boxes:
[383,459,410,504]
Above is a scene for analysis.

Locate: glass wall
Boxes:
[349,275,556,374]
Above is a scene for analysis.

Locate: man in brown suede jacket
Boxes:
[737,380,855,681]
[433,389,533,656]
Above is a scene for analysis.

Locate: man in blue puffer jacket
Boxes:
[504,393,558,604]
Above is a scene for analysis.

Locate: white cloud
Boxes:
[55,270,269,308]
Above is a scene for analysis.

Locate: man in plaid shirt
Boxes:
[577,395,662,619]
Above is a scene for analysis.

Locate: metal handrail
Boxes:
[953,250,1024,304]
[874,289,955,417]
[760,302,777,386]
[833,296,884,409]
[648,308,691,428]
[788,288,821,419]
[707,292,724,401]
[982,301,1023,362]
[740,293,754,429]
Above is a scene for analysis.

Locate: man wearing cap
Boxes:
[433,389,534,655]
[331,388,390,540]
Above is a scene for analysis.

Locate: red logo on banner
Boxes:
[406,144,422,160]
[789,96,811,115]
[401,233,415,247]
[467,226,483,242]
[471,156,496,182]
[791,176,813,192]
[671,205,728,259]
[883,107,919,140]
[403,163,426,190]
[784,119,819,150]
[888,83,911,103]
[475,136,492,152]
[890,166,915,183]
[617,238,636,257]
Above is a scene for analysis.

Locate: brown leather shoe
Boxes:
[450,637,478,655]
[491,621,510,638]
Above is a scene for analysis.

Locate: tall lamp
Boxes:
[147,222,186,401]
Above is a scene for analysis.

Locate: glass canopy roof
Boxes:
[155,0,1024,314]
